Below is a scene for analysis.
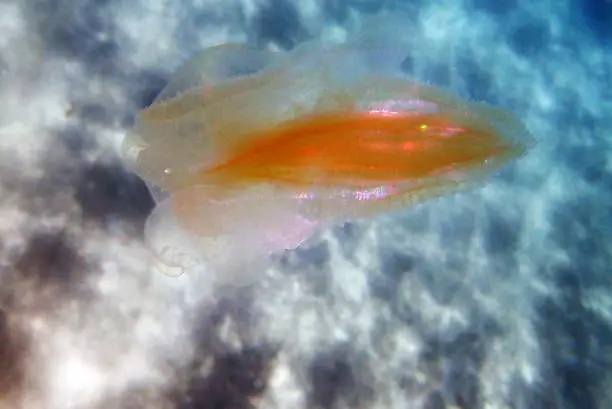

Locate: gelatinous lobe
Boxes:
[122,12,534,281]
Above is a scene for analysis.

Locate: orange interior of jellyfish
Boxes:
[195,108,524,189]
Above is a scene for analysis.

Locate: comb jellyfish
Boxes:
[122,13,534,283]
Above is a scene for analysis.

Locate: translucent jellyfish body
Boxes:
[122,13,534,283]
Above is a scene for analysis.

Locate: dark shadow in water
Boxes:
[28,0,120,74]
[418,330,493,409]
[173,289,277,409]
[423,389,447,409]
[0,310,27,403]
[125,70,168,111]
[483,208,521,258]
[74,162,154,233]
[252,0,308,49]
[508,20,551,58]
[530,195,612,408]
[578,0,612,41]
[15,231,87,288]
[307,344,375,409]
[369,246,416,302]
[454,54,495,103]
[324,0,350,22]
[175,345,277,409]
[534,268,612,409]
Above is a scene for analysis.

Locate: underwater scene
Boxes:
[0,0,610,408]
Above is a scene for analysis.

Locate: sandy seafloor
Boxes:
[0,0,611,408]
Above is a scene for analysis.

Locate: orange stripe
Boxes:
[197,110,515,188]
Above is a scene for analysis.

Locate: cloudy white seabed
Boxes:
[0,0,611,409]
